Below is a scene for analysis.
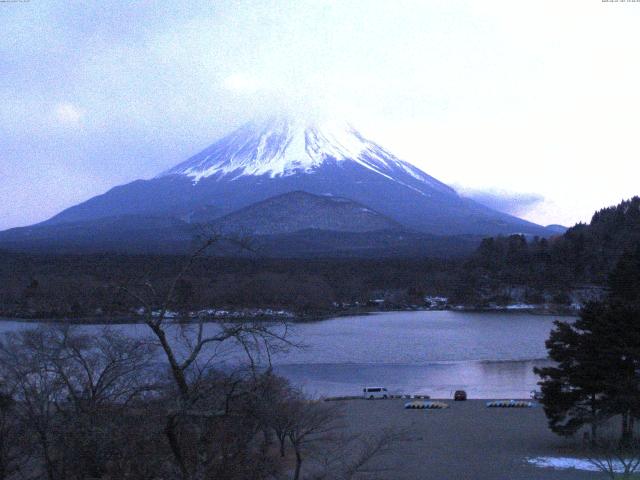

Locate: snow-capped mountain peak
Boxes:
[160,117,453,195]
[32,114,549,239]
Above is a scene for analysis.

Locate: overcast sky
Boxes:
[1,0,639,230]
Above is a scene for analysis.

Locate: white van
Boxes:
[363,387,389,399]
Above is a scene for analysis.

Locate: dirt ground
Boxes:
[333,399,606,480]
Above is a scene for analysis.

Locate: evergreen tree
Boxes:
[596,302,640,445]
[609,244,640,304]
[536,246,640,444]
[534,302,612,443]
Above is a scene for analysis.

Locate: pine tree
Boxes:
[596,302,640,445]
[536,252,640,445]
[609,244,640,304]
[535,302,612,443]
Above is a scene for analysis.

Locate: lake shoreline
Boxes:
[0,305,577,325]
[1,311,562,399]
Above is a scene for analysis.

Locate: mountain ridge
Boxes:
[37,116,549,238]
[210,190,403,235]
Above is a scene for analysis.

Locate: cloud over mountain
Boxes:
[457,187,545,218]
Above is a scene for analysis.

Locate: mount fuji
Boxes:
[0,116,552,256]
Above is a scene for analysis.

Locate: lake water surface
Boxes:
[0,311,568,399]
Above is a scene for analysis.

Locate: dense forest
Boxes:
[1,197,638,320]
[453,197,640,305]
[0,253,459,319]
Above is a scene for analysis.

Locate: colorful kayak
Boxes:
[404,401,449,409]
[486,400,535,408]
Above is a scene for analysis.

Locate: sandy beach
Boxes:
[334,399,603,480]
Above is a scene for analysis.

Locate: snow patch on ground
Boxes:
[527,456,627,473]
[505,303,537,310]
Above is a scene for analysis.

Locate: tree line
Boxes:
[0,253,458,319]
[1,197,639,319]
[452,197,640,306]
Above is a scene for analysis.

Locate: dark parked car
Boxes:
[454,390,467,401]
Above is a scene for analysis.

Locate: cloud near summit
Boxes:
[457,188,545,218]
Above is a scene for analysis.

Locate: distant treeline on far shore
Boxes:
[0,197,638,321]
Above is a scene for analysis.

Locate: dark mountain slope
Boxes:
[0,194,480,258]
[0,216,194,255]
[210,191,402,235]
[39,117,548,237]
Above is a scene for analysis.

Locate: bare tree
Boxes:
[47,326,158,480]
[253,372,300,458]
[39,325,158,412]
[0,328,67,480]
[587,437,640,479]
[0,388,31,480]
[340,428,406,480]
[308,427,407,480]
[286,400,343,480]
[119,233,296,480]
[0,326,159,480]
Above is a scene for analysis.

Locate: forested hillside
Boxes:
[453,197,640,305]
[1,198,637,319]
[0,253,458,319]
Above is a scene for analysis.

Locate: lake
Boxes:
[0,311,567,399]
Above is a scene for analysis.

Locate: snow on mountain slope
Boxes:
[161,117,454,196]
[32,114,549,238]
